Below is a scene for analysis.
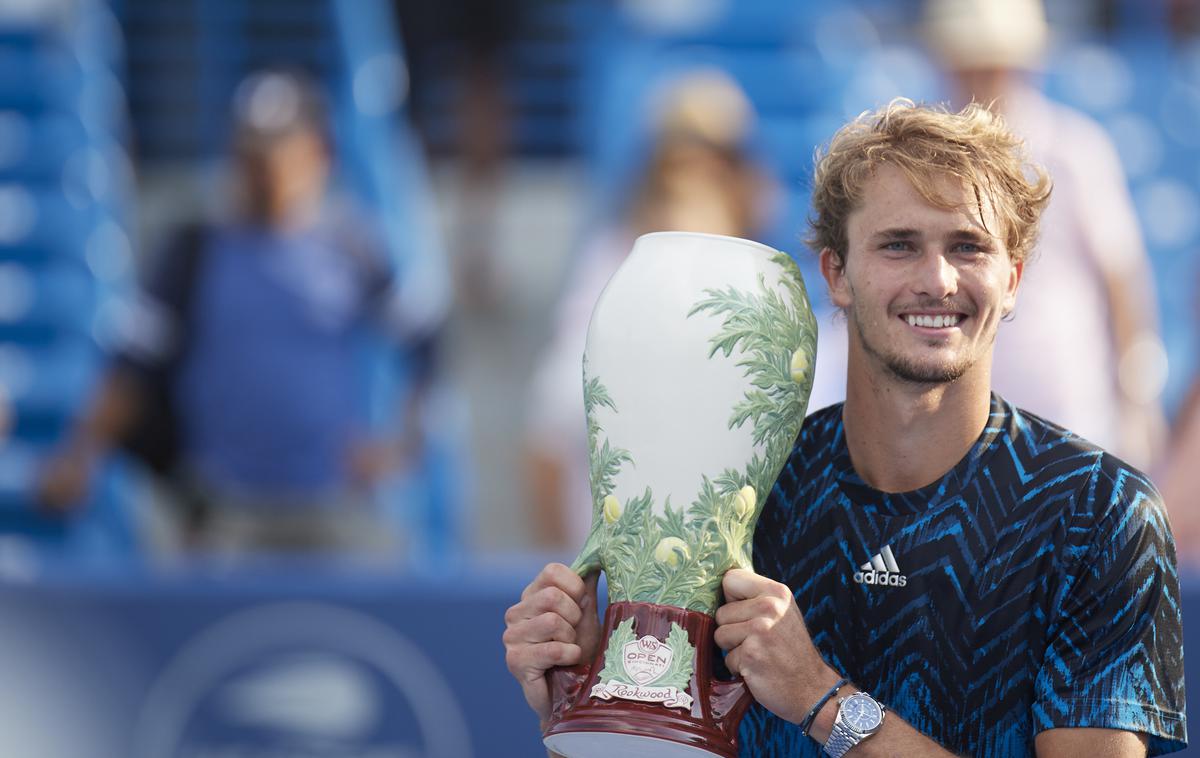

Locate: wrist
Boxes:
[795,667,846,738]
[809,680,859,744]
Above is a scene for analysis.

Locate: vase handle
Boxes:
[547,664,590,721]
[710,675,754,740]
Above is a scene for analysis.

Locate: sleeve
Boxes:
[110,225,206,375]
[1033,459,1187,754]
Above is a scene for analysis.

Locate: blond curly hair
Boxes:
[808,99,1052,268]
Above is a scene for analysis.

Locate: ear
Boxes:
[1002,257,1024,315]
[819,247,852,309]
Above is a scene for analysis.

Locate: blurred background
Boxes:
[0,0,1197,755]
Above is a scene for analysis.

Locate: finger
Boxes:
[522,563,585,604]
[507,582,586,627]
[503,612,578,647]
[715,597,758,626]
[723,646,742,676]
[537,585,586,625]
[716,593,789,627]
[721,568,769,602]
[713,618,765,652]
[505,640,584,681]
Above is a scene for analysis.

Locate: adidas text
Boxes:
[853,569,907,587]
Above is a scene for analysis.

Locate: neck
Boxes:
[841,347,993,493]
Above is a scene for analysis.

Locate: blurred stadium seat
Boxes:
[0,0,136,562]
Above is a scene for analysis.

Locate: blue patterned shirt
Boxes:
[740,395,1186,756]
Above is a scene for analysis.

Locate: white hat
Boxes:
[652,67,754,146]
[923,0,1048,70]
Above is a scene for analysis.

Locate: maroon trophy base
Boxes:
[542,601,752,758]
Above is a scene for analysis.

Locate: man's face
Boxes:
[821,163,1022,386]
[240,127,330,224]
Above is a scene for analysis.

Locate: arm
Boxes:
[1036,728,1147,757]
[1102,262,1167,469]
[807,688,1148,757]
[347,326,441,488]
[37,367,144,513]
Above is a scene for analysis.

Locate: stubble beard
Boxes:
[850,303,976,385]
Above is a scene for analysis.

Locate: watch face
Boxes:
[843,693,883,731]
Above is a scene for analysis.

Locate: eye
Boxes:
[952,242,985,255]
[882,240,914,252]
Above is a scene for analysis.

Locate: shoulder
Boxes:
[1007,403,1169,560]
[1011,403,1160,502]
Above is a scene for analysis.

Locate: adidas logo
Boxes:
[853,545,907,587]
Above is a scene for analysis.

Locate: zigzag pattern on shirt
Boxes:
[740,396,1185,758]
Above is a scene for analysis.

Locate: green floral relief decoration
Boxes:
[572,252,817,616]
[596,617,636,685]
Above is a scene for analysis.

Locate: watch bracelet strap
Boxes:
[823,720,860,758]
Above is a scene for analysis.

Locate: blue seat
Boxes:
[0,337,101,414]
[0,186,96,257]
[755,111,847,184]
[0,260,97,333]
[0,111,90,182]
[0,47,85,111]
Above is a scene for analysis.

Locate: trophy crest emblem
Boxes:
[624,635,672,685]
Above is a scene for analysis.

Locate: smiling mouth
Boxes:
[902,313,964,329]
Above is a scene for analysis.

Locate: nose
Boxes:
[912,251,958,299]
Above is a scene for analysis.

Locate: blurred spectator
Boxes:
[37,71,438,563]
[811,0,1171,472]
[523,69,776,549]
[393,0,523,308]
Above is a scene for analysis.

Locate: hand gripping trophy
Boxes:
[543,232,818,757]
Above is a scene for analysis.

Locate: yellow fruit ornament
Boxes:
[790,348,809,383]
[654,537,690,566]
[732,485,757,519]
[603,494,622,524]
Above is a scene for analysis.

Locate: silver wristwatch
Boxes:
[822,691,885,757]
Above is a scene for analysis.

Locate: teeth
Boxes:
[906,314,960,328]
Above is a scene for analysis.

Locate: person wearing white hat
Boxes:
[925,0,1168,473]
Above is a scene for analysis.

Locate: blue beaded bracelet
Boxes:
[799,677,849,737]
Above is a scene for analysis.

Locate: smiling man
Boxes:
[503,100,1186,757]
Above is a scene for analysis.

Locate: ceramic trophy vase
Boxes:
[543,232,818,757]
